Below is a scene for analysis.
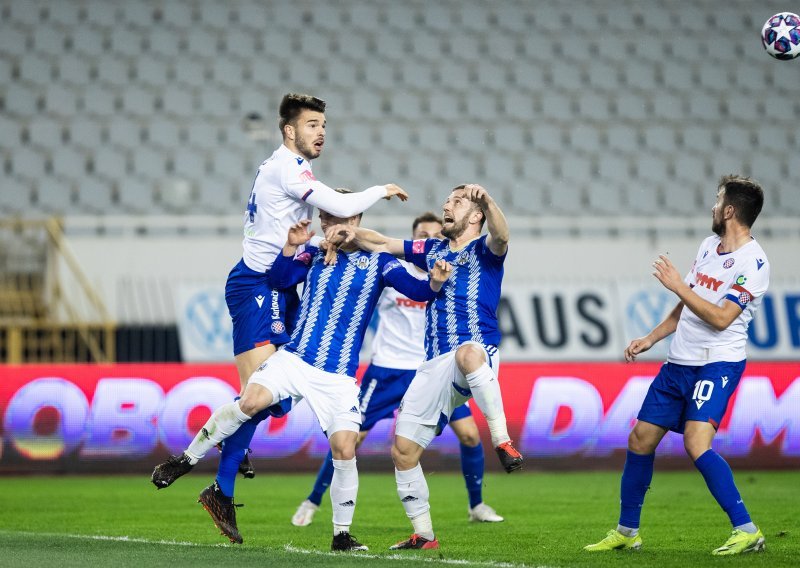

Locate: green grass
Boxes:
[0,471,797,567]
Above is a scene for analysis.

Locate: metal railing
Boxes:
[0,218,115,363]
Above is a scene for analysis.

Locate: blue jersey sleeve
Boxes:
[403,238,438,271]
[478,234,507,264]
[269,246,319,289]
[380,254,436,302]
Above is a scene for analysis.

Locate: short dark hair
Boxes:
[278,93,326,135]
[450,184,486,229]
[412,211,443,232]
[719,174,764,228]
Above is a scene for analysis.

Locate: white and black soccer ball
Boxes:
[761,12,800,60]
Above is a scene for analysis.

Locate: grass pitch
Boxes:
[0,470,797,567]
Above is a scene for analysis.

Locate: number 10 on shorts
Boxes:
[692,380,714,409]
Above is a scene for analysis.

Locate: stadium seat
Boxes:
[75,177,115,214]
[18,54,54,88]
[51,146,88,181]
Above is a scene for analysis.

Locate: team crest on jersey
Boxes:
[736,275,747,286]
[456,253,472,265]
[738,291,751,305]
[270,321,285,334]
[723,258,735,269]
[357,256,370,269]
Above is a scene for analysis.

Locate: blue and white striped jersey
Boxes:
[270,246,437,377]
[404,234,505,359]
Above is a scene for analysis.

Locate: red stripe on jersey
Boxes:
[301,189,314,201]
[731,284,752,296]
[255,340,271,348]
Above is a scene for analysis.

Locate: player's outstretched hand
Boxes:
[652,254,682,292]
[624,336,653,362]
[324,224,356,246]
[384,183,409,202]
[287,219,315,247]
[429,259,453,285]
[464,183,492,208]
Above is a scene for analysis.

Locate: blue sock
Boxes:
[307,449,334,506]
[619,450,655,529]
[694,449,751,527]
[460,442,485,509]
[215,406,270,498]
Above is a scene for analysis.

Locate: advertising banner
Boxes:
[1,362,797,472]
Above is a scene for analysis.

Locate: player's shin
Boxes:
[330,457,359,534]
[694,449,754,530]
[186,402,251,462]
[465,364,509,446]
[396,464,434,540]
[618,450,655,535]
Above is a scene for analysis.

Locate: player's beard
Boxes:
[712,212,725,236]
[295,135,321,161]
[441,215,468,239]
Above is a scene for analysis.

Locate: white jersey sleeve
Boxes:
[241,144,388,272]
[370,261,428,370]
[668,236,770,365]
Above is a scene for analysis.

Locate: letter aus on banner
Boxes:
[175,284,232,362]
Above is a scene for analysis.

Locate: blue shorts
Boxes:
[225,259,299,355]
[638,360,746,434]
[358,364,471,432]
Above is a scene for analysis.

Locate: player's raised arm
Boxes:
[325,225,406,257]
[288,174,408,218]
[269,220,316,289]
[464,184,509,256]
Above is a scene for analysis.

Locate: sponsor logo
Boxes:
[396,297,426,309]
[270,321,285,335]
[338,500,355,507]
[349,406,359,413]
[401,495,419,502]
[722,376,729,388]
[702,250,709,259]
[296,251,312,265]
[736,275,747,286]
[757,258,765,270]
[298,169,316,182]
[723,258,735,269]
[695,271,723,291]
[255,295,265,308]
[412,240,425,254]
[295,157,304,165]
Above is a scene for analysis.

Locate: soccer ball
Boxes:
[761,12,800,60]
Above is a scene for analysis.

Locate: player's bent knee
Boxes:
[452,421,481,446]
[628,429,657,455]
[455,344,486,373]
[238,384,275,417]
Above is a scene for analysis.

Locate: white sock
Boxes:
[734,522,758,534]
[396,464,433,539]
[330,457,359,531]
[617,524,639,537]
[465,363,509,446]
[185,402,250,462]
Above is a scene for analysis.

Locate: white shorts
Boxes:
[248,349,361,435]
[395,342,500,448]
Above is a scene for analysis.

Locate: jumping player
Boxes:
[151,93,407,539]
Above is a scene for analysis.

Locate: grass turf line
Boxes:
[0,471,797,567]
